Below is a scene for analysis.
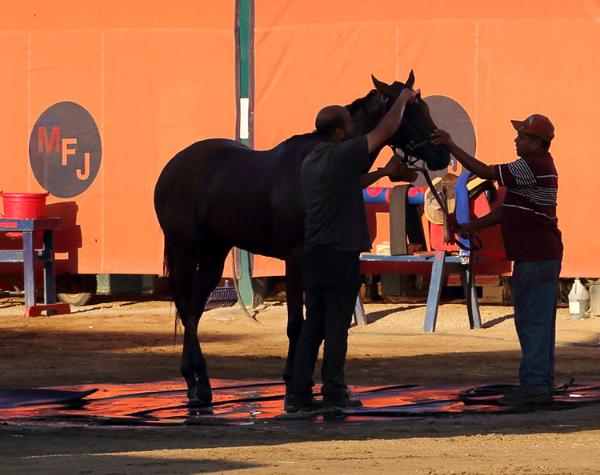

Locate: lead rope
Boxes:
[396,148,484,313]
[231,248,261,323]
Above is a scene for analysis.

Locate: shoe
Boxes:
[498,388,553,407]
[284,393,322,413]
[322,388,363,409]
[322,397,363,409]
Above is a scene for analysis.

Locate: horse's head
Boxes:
[348,71,450,171]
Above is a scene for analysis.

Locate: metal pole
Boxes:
[234,0,256,308]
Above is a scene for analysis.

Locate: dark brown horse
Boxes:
[154,72,449,404]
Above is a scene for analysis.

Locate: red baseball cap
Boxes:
[511,114,555,142]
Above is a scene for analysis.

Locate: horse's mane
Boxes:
[276,90,377,147]
[267,132,318,156]
[284,131,317,142]
[273,89,378,150]
[345,90,377,116]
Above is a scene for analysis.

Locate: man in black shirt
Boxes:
[287,88,417,412]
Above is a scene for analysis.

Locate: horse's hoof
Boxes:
[187,396,212,407]
[187,407,215,417]
[187,388,212,406]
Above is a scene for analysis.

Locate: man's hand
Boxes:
[448,215,477,240]
[367,87,418,154]
[398,87,418,104]
[456,227,475,240]
[455,223,477,240]
[381,155,404,176]
[362,153,418,188]
[431,129,454,148]
[377,155,418,182]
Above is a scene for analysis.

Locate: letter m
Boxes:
[38,127,61,153]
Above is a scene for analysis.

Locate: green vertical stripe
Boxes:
[239,0,250,99]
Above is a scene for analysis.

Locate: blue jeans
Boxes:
[511,260,561,395]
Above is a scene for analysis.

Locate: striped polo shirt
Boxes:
[496,152,563,261]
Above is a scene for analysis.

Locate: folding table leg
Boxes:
[423,250,446,332]
[22,230,36,308]
[43,229,57,305]
[461,264,482,329]
[353,294,367,326]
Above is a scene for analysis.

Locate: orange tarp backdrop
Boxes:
[1,1,599,278]
[0,0,235,275]
[252,0,600,277]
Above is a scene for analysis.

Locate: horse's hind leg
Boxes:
[181,319,210,403]
[166,241,203,400]
[282,248,304,394]
[167,237,230,404]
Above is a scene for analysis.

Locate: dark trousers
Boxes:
[291,247,361,401]
[512,259,562,395]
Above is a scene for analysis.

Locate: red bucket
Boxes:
[1,192,48,219]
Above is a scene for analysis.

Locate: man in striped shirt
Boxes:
[432,114,563,406]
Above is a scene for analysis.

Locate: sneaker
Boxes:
[323,398,363,410]
[498,388,553,407]
[284,394,322,413]
[322,388,363,409]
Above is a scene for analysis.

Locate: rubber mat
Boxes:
[2,379,600,427]
[0,389,98,409]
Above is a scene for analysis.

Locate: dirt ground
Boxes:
[1,295,600,474]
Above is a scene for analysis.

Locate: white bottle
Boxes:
[568,278,590,320]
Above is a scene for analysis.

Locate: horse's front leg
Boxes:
[282,248,304,393]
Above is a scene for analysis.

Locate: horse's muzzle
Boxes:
[419,143,450,171]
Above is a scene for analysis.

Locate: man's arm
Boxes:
[360,168,387,188]
[360,155,406,188]
[431,130,497,180]
[366,88,417,154]
[459,205,503,234]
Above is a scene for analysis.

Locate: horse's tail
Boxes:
[162,240,181,343]
[162,243,169,278]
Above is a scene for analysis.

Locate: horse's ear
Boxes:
[406,70,415,89]
[371,74,395,98]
